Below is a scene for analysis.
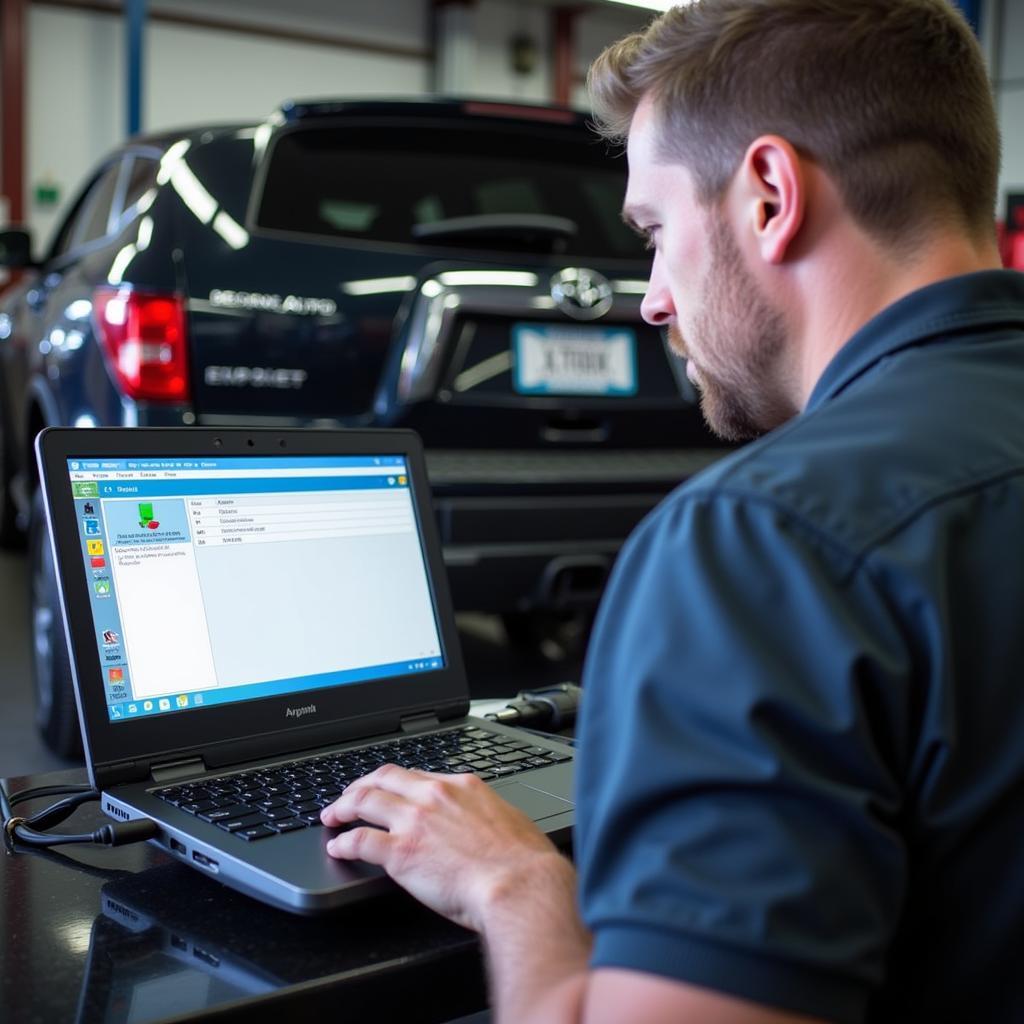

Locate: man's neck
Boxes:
[792,227,1003,409]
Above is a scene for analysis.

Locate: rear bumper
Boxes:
[427,448,726,612]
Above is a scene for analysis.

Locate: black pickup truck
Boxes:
[0,98,729,755]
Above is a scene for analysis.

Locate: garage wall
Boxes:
[25,0,431,250]
[15,0,1023,251]
[473,1,552,102]
[20,1,648,251]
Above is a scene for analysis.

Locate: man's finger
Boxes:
[320,784,407,828]
[345,762,436,797]
[325,825,394,866]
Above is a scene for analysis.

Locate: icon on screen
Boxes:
[388,477,396,486]
[102,629,120,646]
[83,502,95,515]
[94,578,111,597]
[87,540,105,556]
[90,556,106,569]
[111,705,122,719]
[138,503,160,530]
[128,704,138,714]
[83,518,101,536]
[159,698,171,711]
[108,667,124,684]
[193,694,204,705]
[71,462,80,470]
[143,700,154,711]
[398,475,407,485]
[175,695,188,708]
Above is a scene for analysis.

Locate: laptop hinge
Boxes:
[150,757,207,783]
[400,711,442,734]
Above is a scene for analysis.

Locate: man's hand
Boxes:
[321,765,566,933]
[322,768,823,1024]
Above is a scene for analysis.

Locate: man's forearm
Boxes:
[479,851,593,1024]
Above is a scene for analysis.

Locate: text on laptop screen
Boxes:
[65,455,445,723]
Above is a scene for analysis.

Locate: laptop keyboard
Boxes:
[152,726,571,842]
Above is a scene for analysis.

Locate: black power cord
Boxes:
[2,780,158,850]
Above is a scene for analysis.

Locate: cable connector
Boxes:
[92,819,160,847]
[2,779,159,850]
[484,682,581,731]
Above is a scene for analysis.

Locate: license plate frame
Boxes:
[512,324,638,397]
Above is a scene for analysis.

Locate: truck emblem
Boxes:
[550,268,613,321]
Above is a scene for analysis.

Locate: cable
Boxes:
[2,779,159,851]
[483,682,582,732]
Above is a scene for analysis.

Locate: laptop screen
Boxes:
[65,454,445,724]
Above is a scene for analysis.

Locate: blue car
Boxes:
[0,98,729,755]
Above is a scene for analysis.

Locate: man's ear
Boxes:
[734,135,806,265]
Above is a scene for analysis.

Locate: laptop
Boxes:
[37,426,575,914]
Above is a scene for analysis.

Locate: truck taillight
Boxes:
[93,289,190,402]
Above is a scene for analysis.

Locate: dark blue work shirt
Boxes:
[576,270,1024,1023]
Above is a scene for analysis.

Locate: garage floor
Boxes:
[0,548,584,780]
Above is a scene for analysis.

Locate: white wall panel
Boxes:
[27,6,124,250]
[162,0,428,52]
[146,23,428,129]
[999,0,1024,78]
[998,90,1024,206]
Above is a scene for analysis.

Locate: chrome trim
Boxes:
[394,273,645,404]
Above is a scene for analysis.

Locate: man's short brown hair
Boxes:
[589,0,1000,245]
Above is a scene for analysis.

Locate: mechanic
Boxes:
[322,1,1024,1021]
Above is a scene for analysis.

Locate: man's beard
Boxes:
[669,221,793,442]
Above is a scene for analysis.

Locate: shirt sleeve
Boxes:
[575,489,912,1024]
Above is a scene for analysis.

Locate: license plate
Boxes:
[512,324,637,396]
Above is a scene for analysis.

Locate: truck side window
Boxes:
[77,164,122,246]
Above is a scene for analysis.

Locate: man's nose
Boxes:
[640,257,674,326]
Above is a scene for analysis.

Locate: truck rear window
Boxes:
[255,122,645,260]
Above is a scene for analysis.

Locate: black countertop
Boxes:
[2,769,487,1024]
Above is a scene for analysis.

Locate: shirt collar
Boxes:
[806,270,1024,413]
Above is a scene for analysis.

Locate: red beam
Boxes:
[1,0,27,224]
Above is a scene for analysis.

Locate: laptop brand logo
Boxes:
[285,704,317,720]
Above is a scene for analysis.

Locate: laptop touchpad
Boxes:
[495,782,573,820]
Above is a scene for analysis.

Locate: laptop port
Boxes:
[193,946,220,968]
[169,838,186,855]
[192,850,219,872]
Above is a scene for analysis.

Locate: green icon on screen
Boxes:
[138,503,160,530]
[72,482,99,498]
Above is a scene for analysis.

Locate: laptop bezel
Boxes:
[36,427,470,786]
